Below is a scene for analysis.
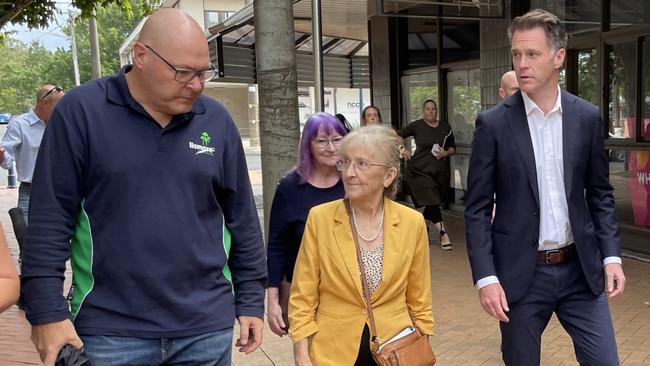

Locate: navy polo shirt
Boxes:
[21,66,267,338]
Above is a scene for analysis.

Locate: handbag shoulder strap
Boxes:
[344,199,382,349]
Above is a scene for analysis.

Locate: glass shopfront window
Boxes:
[644,38,650,140]
[400,71,439,202]
[401,71,439,127]
[204,11,236,31]
[610,150,650,257]
[604,38,650,257]
[447,68,480,206]
[611,1,650,29]
[531,0,601,34]
[608,42,637,140]
[577,49,598,105]
[407,18,437,69]
[447,69,480,146]
[442,22,479,64]
[296,87,370,130]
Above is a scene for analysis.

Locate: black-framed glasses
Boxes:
[313,136,344,149]
[41,86,63,101]
[336,158,389,173]
[144,44,217,83]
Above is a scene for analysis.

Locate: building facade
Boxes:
[120,0,650,259]
[368,0,650,259]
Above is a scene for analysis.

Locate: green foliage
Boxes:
[0,1,150,115]
[577,50,597,105]
[609,44,637,135]
[0,0,153,30]
[64,0,150,80]
[0,39,58,114]
[0,0,56,30]
[451,84,480,124]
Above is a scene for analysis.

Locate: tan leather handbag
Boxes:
[345,199,436,366]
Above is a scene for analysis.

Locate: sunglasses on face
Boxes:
[41,86,63,101]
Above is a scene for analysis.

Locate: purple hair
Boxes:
[296,112,348,182]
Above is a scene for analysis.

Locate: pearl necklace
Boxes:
[351,204,384,242]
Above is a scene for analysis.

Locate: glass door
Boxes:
[401,70,439,128]
[446,68,480,207]
[400,70,438,203]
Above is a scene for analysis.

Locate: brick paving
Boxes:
[0,187,41,366]
[1,168,649,365]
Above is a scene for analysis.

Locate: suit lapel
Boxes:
[561,90,579,196]
[370,198,399,301]
[506,93,540,207]
[333,202,364,299]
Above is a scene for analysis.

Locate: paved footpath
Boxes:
[1,175,649,365]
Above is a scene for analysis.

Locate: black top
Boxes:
[398,119,455,207]
[266,170,345,287]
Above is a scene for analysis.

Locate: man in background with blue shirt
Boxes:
[21,8,266,366]
[0,84,65,224]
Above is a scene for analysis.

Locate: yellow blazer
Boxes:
[288,198,434,365]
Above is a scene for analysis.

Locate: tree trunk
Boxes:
[253,0,300,237]
[89,10,102,80]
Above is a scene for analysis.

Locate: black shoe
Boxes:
[440,230,452,251]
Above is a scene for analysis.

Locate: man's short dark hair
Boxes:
[508,9,567,52]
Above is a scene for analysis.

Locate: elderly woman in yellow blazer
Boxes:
[289,125,434,365]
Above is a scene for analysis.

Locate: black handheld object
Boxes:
[55,345,92,366]
[335,113,352,133]
[8,207,26,250]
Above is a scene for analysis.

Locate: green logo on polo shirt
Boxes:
[200,132,211,146]
[188,132,215,156]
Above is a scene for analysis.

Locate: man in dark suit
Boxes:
[465,9,626,365]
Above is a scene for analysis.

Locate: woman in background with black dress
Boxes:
[398,99,455,250]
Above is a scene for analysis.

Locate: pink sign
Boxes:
[627,119,650,228]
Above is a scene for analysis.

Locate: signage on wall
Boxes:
[628,119,650,228]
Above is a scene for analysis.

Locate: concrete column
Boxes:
[368,16,403,129]
[253,0,300,234]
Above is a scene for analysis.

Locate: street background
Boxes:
[0,141,649,365]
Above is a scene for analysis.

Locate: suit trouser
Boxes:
[500,256,619,366]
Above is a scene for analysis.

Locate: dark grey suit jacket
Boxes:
[464,89,621,304]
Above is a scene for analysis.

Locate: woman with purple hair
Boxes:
[266,112,347,337]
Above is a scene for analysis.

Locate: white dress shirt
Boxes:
[523,86,574,251]
[476,87,621,289]
[1,109,46,183]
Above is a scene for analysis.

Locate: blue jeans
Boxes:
[80,328,233,366]
[18,182,30,225]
